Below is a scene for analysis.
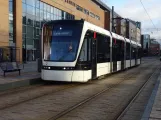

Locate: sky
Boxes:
[101,0,161,42]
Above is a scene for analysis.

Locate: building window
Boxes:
[65,0,100,21]
[89,12,95,18]
[9,0,15,46]
[9,0,13,13]
[76,5,83,12]
[84,9,89,15]
[22,0,75,61]
[95,15,100,20]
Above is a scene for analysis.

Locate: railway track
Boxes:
[0,60,149,112]
[0,66,139,111]
[0,60,159,120]
[0,82,81,110]
[115,66,161,120]
[47,64,153,120]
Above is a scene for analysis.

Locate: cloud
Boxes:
[102,0,161,39]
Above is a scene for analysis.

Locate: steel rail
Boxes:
[0,83,81,111]
[47,71,140,120]
[115,66,161,120]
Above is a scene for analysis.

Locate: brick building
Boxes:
[149,39,160,56]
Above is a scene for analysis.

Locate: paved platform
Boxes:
[142,71,161,120]
[0,62,41,92]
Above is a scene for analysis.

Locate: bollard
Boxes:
[37,58,42,72]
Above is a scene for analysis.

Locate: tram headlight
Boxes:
[48,67,51,69]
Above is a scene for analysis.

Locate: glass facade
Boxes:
[141,34,150,56]
[9,0,15,46]
[22,0,75,61]
[143,35,150,49]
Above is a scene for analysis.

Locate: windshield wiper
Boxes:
[58,52,69,61]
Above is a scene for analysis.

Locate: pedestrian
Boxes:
[6,54,10,62]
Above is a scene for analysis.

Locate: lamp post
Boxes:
[111,6,126,34]
[112,6,114,32]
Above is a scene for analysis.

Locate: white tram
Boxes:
[41,20,141,82]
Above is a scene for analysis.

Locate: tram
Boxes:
[41,20,141,82]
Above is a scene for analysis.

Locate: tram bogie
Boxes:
[41,20,141,82]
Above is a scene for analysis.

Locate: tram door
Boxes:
[92,37,97,79]
[135,48,137,65]
[121,41,125,70]
[112,39,117,72]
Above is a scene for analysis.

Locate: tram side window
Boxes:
[97,33,110,63]
[79,31,92,62]
[43,26,53,60]
[112,38,116,62]
[120,41,125,60]
[116,40,122,61]
[131,46,133,59]
[112,39,123,61]
[126,43,130,60]
[138,47,142,58]
[133,48,136,59]
[131,46,136,59]
[133,47,137,59]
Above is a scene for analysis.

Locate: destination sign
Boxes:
[53,30,72,36]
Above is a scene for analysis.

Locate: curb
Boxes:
[0,77,42,92]
[141,73,161,120]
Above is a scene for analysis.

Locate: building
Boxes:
[149,39,160,56]
[0,0,141,62]
[141,34,150,56]
[136,22,141,43]
[112,17,141,43]
[141,35,160,56]
[126,20,140,43]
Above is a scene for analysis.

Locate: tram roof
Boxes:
[111,32,125,41]
[137,43,141,47]
[125,38,131,43]
[84,21,111,37]
[131,40,137,45]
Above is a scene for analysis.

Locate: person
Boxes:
[6,54,10,62]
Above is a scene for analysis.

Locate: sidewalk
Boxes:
[142,73,161,120]
[0,61,41,92]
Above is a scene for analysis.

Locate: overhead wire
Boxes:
[140,0,158,32]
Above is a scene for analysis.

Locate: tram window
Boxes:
[116,40,121,61]
[112,39,123,61]
[112,39,116,61]
[79,31,92,62]
[138,47,142,58]
[131,46,136,59]
[79,38,88,61]
[140,48,142,58]
[131,46,134,59]
[136,48,139,59]
[97,33,110,63]
[43,26,53,60]
[126,43,130,60]
[120,41,125,60]
[43,22,83,62]
[131,46,133,59]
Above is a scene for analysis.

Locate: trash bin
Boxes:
[37,58,42,72]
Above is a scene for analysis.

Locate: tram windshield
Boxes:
[43,22,83,62]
